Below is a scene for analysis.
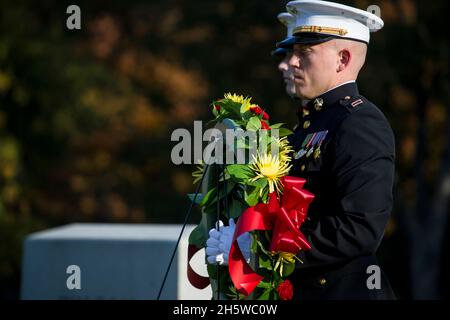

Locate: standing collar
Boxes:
[307,81,359,109]
[296,81,359,119]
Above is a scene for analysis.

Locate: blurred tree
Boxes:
[0,0,448,299]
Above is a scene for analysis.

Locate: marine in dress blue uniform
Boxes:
[272,12,295,58]
[278,0,396,299]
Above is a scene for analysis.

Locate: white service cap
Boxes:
[278,0,383,48]
[272,12,296,56]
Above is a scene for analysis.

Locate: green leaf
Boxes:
[256,280,271,289]
[246,116,261,131]
[269,289,278,300]
[247,178,267,189]
[226,164,253,182]
[244,187,259,206]
[260,186,269,203]
[198,180,236,208]
[228,199,247,219]
[272,269,282,282]
[241,110,253,121]
[269,123,285,129]
[258,130,270,150]
[282,261,296,277]
[233,119,247,127]
[199,186,217,207]
[277,127,293,137]
[258,254,272,270]
[188,223,207,247]
[256,288,272,300]
[240,103,249,114]
[220,101,242,118]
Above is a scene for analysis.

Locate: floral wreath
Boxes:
[187,93,314,300]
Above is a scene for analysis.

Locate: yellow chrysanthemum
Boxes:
[273,136,293,163]
[273,252,302,276]
[224,93,247,104]
[250,152,291,195]
[278,252,296,264]
[192,160,205,184]
[224,93,252,111]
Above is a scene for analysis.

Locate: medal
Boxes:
[313,147,321,159]
[313,130,328,159]
[295,130,328,160]
[302,134,313,148]
[295,149,307,159]
[295,134,313,159]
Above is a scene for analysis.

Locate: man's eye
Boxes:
[296,49,309,55]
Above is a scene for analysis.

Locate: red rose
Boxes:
[250,106,270,120]
[250,105,262,115]
[260,120,271,130]
[277,279,293,300]
[214,105,221,111]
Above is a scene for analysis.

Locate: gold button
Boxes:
[302,109,310,117]
[303,120,310,129]
[319,278,327,285]
[314,104,322,111]
[301,164,306,171]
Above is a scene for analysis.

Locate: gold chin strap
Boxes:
[293,25,348,36]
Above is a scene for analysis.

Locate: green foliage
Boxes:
[188,221,208,247]
[226,164,253,182]
[228,199,247,219]
[246,116,262,131]
[198,181,236,208]
[277,128,293,137]
[244,187,260,207]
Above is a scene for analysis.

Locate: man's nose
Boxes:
[288,53,300,68]
[278,61,288,72]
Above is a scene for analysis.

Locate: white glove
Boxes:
[205,218,251,266]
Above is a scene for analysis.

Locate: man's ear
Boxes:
[337,49,351,72]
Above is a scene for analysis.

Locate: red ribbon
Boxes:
[228,176,314,296]
[187,244,210,289]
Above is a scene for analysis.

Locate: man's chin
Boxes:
[294,85,316,100]
[294,88,307,100]
[285,85,296,98]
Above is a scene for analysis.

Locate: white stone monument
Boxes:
[21,223,211,300]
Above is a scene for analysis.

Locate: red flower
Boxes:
[214,105,221,111]
[260,120,271,130]
[250,105,270,120]
[250,105,262,115]
[277,280,293,300]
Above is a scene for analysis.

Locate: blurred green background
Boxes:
[0,0,448,299]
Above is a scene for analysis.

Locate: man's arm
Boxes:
[300,104,396,267]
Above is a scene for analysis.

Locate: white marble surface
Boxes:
[21,223,211,300]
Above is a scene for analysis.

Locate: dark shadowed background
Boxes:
[0,0,448,299]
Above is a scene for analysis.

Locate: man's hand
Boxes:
[205,218,251,265]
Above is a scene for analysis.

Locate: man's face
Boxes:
[277,52,296,97]
[289,41,338,99]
